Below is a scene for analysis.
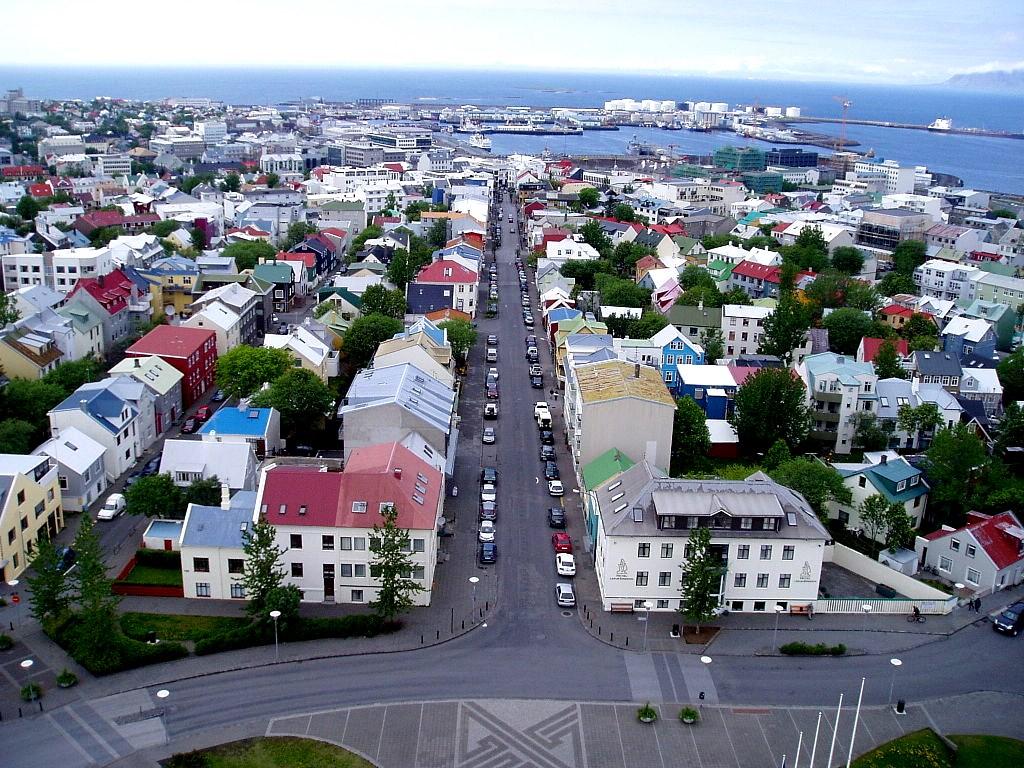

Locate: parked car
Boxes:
[482,427,496,444]
[489,289,498,300]
[556,553,576,577]
[479,500,498,521]
[97,493,126,521]
[211,389,226,402]
[531,376,544,389]
[141,456,162,476]
[526,334,537,346]
[486,302,498,317]
[487,334,498,346]
[540,445,556,461]
[486,347,498,362]
[487,367,499,381]
[478,542,498,564]
[529,364,543,377]
[277,323,288,333]
[993,601,1024,636]
[181,418,198,434]
[547,479,564,496]
[484,403,499,419]
[555,582,576,607]
[486,384,499,400]
[480,466,498,485]
[56,546,76,572]
[195,405,212,422]
[478,520,496,542]
[540,429,554,445]
[523,313,535,326]
[480,482,497,503]
[526,347,539,363]
[543,461,560,480]
[547,507,566,528]
[552,532,572,552]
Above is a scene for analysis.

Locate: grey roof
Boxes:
[180,501,256,550]
[874,378,915,419]
[340,362,454,434]
[912,350,963,377]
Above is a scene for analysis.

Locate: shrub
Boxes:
[637,703,658,722]
[56,669,78,688]
[0,633,13,651]
[679,706,700,723]
[780,641,847,656]
[47,614,187,675]
[289,614,398,641]
[21,682,42,701]
[134,549,182,568]
[194,623,269,656]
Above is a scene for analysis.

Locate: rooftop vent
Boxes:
[393,467,403,479]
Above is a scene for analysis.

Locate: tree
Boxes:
[680,265,717,292]
[924,424,989,524]
[370,503,422,621]
[27,536,70,622]
[343,314,404,368]
[612,203,638,222]
[559,258,611,290]
[610,240,653,278]
[184,476,222,508]
[830,246,864,275]
[350,225,383,255]
[699,328,724,365]
[0,419,37,453]
[438,318,477,362]
[282,222,318,250]
[89,226,122,248]
[997,348,1024,402]
[595,273,650,308]
[43,358,104,393]
[242,518,287,622]
[250,369,335,434]
[823,308,874,355]
[852,412,894,451]
[991,208,1017,219]
[885,508,915,551]
[897,402,943,446]
[730,368,810,456]
[762,439,791,471]
[901,313,938,345]
[678,526,724,634]
[721,287,753,306]
[216,345,292,399]
[384,192,397,214]
[190,227,206,250]
[427,218,448,248]
[577,187,600,209]
[891,240,927,277]
[994,402,1024,460]
[858,494,915,553]
[264,172,280,188]
[782,225,829,272]
[578,219,613,258]
[16,195,40,220]
[671,397,710,475]
[385,248,413,290]
[313,300,333,319]
[360,284,407,319]
[878,272,917,297]
[221,172,241,193]
[124,473,186,518]
[873,339,906,380]
[630,312,669,338]
[758,291,810,365]
[70,515,120,671]
[222,240,276,272]
[770,458,852,520]
[0,289,20,326]
[403,201,432,221]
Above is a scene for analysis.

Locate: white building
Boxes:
[796,353,879,455]
[915,511,1024,595]
[184,303,242,357]
[159,439,258,491]
[721,304,772,359]
[48,384,141,482]
[545,237,600,266]
[33,427,107,513]
[94,154,131,177]
[179,492,258,601]
[913,259,982,302]
[259,153,304,175]
[194,120,228,145]
[852,159,916,195]
[829,451,929,543]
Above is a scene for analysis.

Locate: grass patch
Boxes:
[683,462,763,481]
[163,736,375,768]
[919,578,954,595]
[949,735,1024,768]
[119,564,183,587]
[120,613,248,643]
[852,729,1024,768]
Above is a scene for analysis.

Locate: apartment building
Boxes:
[0,454,64,581]
[721,304,772,359]
[796,352,878,455]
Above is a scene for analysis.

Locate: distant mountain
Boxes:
[944,68,1024,93]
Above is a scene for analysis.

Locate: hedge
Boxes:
[195,614,400,656]
[780,641,846,656]
[134,548,182,568]
[47,614,188,675]
[194,623,270,656]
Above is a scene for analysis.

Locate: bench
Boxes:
[610,603,635,614]
[790,604,814,616]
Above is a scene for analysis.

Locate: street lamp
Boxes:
[888,657,903,708]
[156,689,170,744]
[269,610,281,661]
[773,604,785,652]
[7,579,19,630]
[469,576,479,620]
[862,603,872,631]
[641,600,653,651]
[20,658,36,702]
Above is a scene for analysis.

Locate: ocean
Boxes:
[2,67,1022,192]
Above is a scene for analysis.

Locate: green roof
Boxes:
[582,448,636,490]
[672,235,700,253]
[705,259,735,280]
[979,262,1014,277]
[317,286,363,307]
[252,264,294,283]
[321,200,365,212]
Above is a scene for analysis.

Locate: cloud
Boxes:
[956,60,1024,75]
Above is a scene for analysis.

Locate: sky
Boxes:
[2,0,1022,84]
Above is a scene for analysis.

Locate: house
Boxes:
[33,427,107,513]
[874,379,963,449]
[107,355,184,437]
[958,368,1003,418]
[728,261,811,300]
[252,262,296,313]
[721,304,772,360]
[830,451,929,543]
[406,259,478,318]
[614,325,704,387]
[856,337,909,364]
[633,229,680,263]
[57,299,106,361]
[68,268,149,348]
[637,268,683,314]
[375,318,452,370]
[668,304,722,342]
[961,299,1015,351]
[796,353,878,455]
[544,238,600,266]
[0,324,64,379]
[182,303,241,357]
[263,325,339,382]
[316,286,363,323]
[940,316,996,362]
[907,350,962,395]
[563,360,675,472]
[553,318,610,376]
[126,325,217,408]
[373,343,455,390]
[159,439,258,491]
[189,283,260,346]
[339,363,456,467]
[0,454,64,581]
[48,385,141,481]
[198,405,282,458]
[179,492,258,600]
[290,233,340,276]
[589,463,828,613]
[915,511,1024,594]
[673,364,739,418]
[258,441,442,605]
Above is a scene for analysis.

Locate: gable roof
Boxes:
[924,511,1024,570]
[107,354,184,396]
[159,439,255,488]
[415,259,477,284]
[69,268,135,316]
[860,337,909,363]
[33,427,105,474]
[127,325,215,360]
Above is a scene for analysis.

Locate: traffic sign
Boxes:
[11,594,20,604]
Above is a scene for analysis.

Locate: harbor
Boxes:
[780,115,1024,141]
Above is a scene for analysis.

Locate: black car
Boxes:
[531,375,544,389]
[540,429,554,445]
[544,461,560,480]
[487,334,498,346]
[527,350,539,364]
[526,335,537,346]
[181,418,198,434]
[993,601,1024,636]
[480,466,498,485]
[547,508,566,528]
[479,500,498,521]
[56,546,77,572]
[211,389,226,402]
[478,542,498,564]
[540,445,556,461]
[141,456,162,476]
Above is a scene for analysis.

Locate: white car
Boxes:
[555,582,576,607]
[534,402,551,419]
[487,367,499,381]
[97,492,126,521]
[547,480,564,497]
[556,553,576,577]
[482,427,496,444]
[478,520,496,542]
[480,482,497,503]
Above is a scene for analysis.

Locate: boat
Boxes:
[928,117,953,131]
[469,133,492,151]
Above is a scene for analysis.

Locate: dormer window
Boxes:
[896,480,906,492]
[352,501,367,513]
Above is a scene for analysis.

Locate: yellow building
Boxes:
[0,454,65,581]
[138,255,200,319]
[0,328,64,380]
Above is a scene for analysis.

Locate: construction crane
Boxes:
[833,96,852,153]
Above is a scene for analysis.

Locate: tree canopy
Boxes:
[360,284,407,319]
[823,307,874,355]
[671,397,711,476]
[438,318,477,361]
[730,368,811,456]
[250,369,335,434]
[342,314,405,369]
[216,345,292,399]
[770,458,852,520]
[222,240,276,271]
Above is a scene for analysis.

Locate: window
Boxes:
[966,568,981,585]
[351,589,364,602]
[290,534,302,549]
[354,537,366,550]
[753,601,766,612]
[227,558,243,574]
[740,517,752,530]
[939,556,952,572]
[756,573,769,588]
[760,545,772,560]
[340,536,352,550]
[660,543,673,558]
[637,542,650,558]
[322,535,334,550]
[779,574,791,589]
[858,476,866,488]
[291,562,304,577]
[230,583,245,599]
[737,544,750,559]
[656,599,670,609]
[896,480,906,492]
[694,387,704,399]
[413,566,425,580]
[355,564,366,577]
[658,572,671,587]
[950,539,960,552]
[635,571,649,586]
[965,544,976,558]
[340,564,353,578]
[16,490,25,505]
[193,557,210,573]
[783,546,795,561]
[413,538,425,553]
[734,573,747,588]
[195,583,210,598]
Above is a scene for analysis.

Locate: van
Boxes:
[486,348,498,363]
[97,493,126,521]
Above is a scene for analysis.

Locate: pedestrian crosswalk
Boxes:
[625,652,719,704]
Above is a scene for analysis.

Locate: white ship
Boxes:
[928,117,953,131]
[469,132,492,151]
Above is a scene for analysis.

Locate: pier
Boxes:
[782,115,1024,140]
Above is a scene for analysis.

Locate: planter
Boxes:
[637,703,658,724]
[56,670,78,689]
[0,633,13,651]
[679,707,700,725]
[639,715,657,724]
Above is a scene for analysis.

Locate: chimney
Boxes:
[880,453,888,464]
[634,362,641,379]
[220,482,230,510]
[393,467,403,479]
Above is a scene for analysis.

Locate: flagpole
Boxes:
[809,712,823,768]
[793,731,804,768]
[826,693,844,768]
[846,677,866,768]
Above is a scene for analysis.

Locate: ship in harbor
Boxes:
[469,132,492,151]
[928,117,953,131]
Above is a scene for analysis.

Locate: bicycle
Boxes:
[907,613,927,623]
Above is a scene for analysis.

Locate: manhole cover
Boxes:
[561,611,574,617]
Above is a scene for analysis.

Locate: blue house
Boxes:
[941,316,996,362]
[673,364,738,419]
[615,325,704,388]
[198,405,282,458]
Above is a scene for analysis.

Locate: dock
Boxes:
[781,116,1024,140]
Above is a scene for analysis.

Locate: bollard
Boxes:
[486,601,489,611]
[625,637,628,647]
[420,634,424,645]
[38,701,42,712]
[598,626,601,636]
[610,632,614,642]
[589,617,593,627]
[450,608,454,634]
[462,620,465,630]
[436,629,440,640]
[19,707,22,718]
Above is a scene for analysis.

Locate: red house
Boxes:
[126,325,217,408]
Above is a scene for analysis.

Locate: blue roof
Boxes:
[181,503,255,549]
[198,406,272,437]
[52,387,132,433]
[548,308,582,323]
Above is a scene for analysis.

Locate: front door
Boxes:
[323,564,335,602]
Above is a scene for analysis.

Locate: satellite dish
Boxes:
[164,306,176,317]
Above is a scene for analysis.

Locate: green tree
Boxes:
[858,494,890,548]
[991,208,1017,219]
[758,291,810,364]
[997,347,1024,403]
[312,300,333,319]
[924,424,989,524]
[216,345,292,398]
[678,526,725,633]
[612,203,638,222]
[0,289,20,326]
[220,172,241,193]
[830,246,864,275]
[577,187,600,209]
[897,402,943,446]
[403,201,431,221]
[384,191,398,214]
[282,221,318,250]
[610,240,653,278]
[823,308,874,355]
[730,368,811,455]
[699,328,724,365]
[360,283,407,319]
[250,369,335,434]
[877,272,917,297]
[369,503,423,621]
[770,458,852,521]
[721,287,753,306]
[762,439,792,471]
[70,515,121,671]
[873,339,907,380]
[858,494,915,553]
[190,227,206,250]
[884,507,915,551]
[631,311,669,338]
[782,225,829,272]
[438,318,477,362]
[242,518,287,622]
[184,476,222,508]
[994,402,1024,460]
[264,172,280,188]
[343,314,405,368]
[124,473,186,518]
[222,240,276,271]
[853,412,894,451]
[42,358,104,393]
[891,240,927,277]
[16,195,40,220]
[595,273,650,308]
[90,226,122,247]
[559,258,611,290]
[350,225,383,255]
[27,536,70,622]
[671,397,710,475]
[427,218,448,248]
[0,419,37,454]
[385,248,414,290]
[680,265,717,292]
[578,219,613,258]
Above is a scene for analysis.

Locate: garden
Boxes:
[163,736,375,768]
[851,729,1024,768]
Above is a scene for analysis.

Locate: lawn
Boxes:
[852,729,1024,768]
[164,736,375,768]
[121,612,248,643]
[949,734,1024,768]
[119,564,184,587]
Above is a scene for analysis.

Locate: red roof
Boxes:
[415,259,477,284]
[227,225,271,237]
[382,163,405,173]
[28,183,52,197]
[648,223,686,237]
[259,466,345,528]
[925,512,1024,570]
[589,216,645,232]
[731,260,782,283]
[967,250,1002,263]
[372,215,401,227]
[860,337,909,363]
[127,325,215,360]
[880,305,914,318]
[1,165,45,179]
[69,268,134,315]
[772,222,790,233]
[78,210,159,230]
[278,251,316,268]
[320,227,348,238]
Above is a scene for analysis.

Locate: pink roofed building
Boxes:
[916,511,1024,594]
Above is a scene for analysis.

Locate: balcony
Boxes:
[814,390,843,404]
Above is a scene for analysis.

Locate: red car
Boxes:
[195,405,212,422]
[551,532,573,553]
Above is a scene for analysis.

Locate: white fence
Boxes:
[812,596,955,615]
